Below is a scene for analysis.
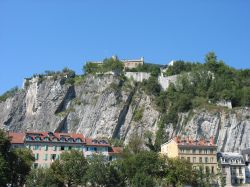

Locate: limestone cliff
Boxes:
[0,74,249,152]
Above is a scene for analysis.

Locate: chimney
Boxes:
[210,136,214,145]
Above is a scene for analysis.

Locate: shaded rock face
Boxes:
[0,74,249,152]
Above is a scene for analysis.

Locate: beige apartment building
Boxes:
[161,137,218,174]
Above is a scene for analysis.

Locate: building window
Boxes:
[193,157,196,163]
[61,146,65,151]
[64,146,69,151]
[181,157,185,160]
[181,149,185,153]
[205,166,210,173]
[204,150,208,154]
[35,153,39,160]
[192,149,196,154]
[239,167,242,175]
[51,154,57,160]
[199,157,202,163]
[34,145,40,150]
[211,166,214,174]
[187,157,190,162]
[199,149,202,154]
[44,154,48,161]
[44,145,48,151]
[53,146,57,151]
[210,157,214,163]
[205,157,208,163]
[33,163,38,169]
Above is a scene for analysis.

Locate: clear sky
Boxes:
[0,0,250,94]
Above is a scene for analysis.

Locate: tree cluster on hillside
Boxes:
[139,52,250,152]
[128,63,161,76]
[84,57,124,74]
[0,130,34,186]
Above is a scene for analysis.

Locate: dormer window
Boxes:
[52,138,58,142]
[48,132,54,136]
[60,137,66,142]
[76,138,81,143]
[35,136,41,141]
[68,138,74,142]
[26,136,32,141]
[44,137,50,141]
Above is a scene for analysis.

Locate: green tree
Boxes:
[84,62,102,74]
[125,133,144,155]
[26,168,62,187]
[164,157,196,187]
[50,150,88,187]
[103,57,124,73]
[9,148,35,187]
[0,154,9,186]
[122,151,166,187]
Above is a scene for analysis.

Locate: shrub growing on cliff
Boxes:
[0,86,19,102]
[83,57,124,74]
[128,64,160,76]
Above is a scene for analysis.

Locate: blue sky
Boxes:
[0,0,250,94]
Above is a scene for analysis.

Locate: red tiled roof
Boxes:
[85,138,110,147]
[9,132,25,144]
[109,147,123,154]
[11,131,86,143]
[173,136,216,147]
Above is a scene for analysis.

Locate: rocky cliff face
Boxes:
[166,108,250,152]
[0,75,249,152]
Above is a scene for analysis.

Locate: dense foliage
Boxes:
[84,57,124,74]
[128,63,161,76]
[0,130,34,186]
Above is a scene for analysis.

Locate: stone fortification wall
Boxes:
[125,72,178,90]
[158,75,178,90]
[125,72,150,82]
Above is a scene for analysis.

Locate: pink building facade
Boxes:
[9,131,122,168]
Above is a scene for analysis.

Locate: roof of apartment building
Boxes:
[108,147,123,155]
[9,131,85,144]
[217,152,245,165]
[9,131,112,147]
[9,132,26,144]
[162,136,216,148]
[85,137,110,147]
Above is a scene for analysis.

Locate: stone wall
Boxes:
[125,72,150,82]
[158,75,178,90]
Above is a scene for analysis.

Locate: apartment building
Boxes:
[161,137,218,174]
[9,131,122,168]
[241,148,250,183]
[217,152,246,186]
